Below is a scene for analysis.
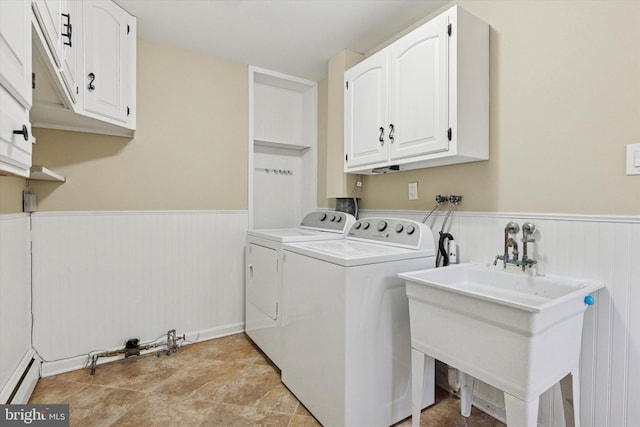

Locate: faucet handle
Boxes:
[522,222,536,241]
[505,222,520,234]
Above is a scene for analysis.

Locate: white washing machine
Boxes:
[245,211,355,368]
[281,218,437,427]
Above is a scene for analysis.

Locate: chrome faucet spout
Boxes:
[496,222,520,268]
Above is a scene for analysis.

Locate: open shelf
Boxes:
[29,165,66,182]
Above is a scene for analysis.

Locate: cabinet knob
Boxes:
[379,126,385,145]
[88,73,96,91]
[13,125,29,141]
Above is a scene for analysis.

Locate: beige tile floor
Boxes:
[29,333,505,426]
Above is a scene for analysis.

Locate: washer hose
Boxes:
[438,232,454,267]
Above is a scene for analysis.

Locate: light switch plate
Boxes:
[627,143,640,175]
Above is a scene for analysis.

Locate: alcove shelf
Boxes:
[29,165,66,182]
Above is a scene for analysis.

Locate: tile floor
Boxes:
[29,333,505,426]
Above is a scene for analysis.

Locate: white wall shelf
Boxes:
[29,165,65,182]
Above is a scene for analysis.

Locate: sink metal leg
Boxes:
[560,369,580,427]
[459,372,475,417]
[504,393,539,427]
[411,348,425,427]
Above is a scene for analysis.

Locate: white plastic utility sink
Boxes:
[400,263,604,427]
[402,262,603,313]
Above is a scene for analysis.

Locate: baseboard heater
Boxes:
[2,352,40,404]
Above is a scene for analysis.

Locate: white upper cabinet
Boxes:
[343,49,388,167]
[83,0,135,126]
[0,0,32,109]
[32,0,66,68]
[60,0,80,103]
[0,0,33,177]
[388,12,449,161]
[344,5,489,174]
[0,85,32,177]
[31,0,137,136]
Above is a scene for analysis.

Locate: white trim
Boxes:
[0,213,29,221]
[31,210,248,217]
[360,209,640,224]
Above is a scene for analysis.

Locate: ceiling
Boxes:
[114,0,448,82]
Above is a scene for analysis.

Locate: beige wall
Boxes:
[358,0,640,215]
[0,176,26,213]
[28,39,248,211]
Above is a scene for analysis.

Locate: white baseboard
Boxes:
[1,350,40,404]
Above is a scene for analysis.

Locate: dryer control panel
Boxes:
[299,211,356,233]
[348,218,435,250]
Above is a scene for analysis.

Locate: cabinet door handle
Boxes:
[62,13,72,47]
[389,124,395,143]
[88,73,96,91]
[379,126,385,145]
[13,125,29,141]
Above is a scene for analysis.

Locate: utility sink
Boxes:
[400,263,604,427]
[401,262,603,313]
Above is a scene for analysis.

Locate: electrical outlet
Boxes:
[408,182,418,200]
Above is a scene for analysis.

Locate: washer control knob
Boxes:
[377,220,388,232]
[406,225,416,235]
[335,215,342,222]
[330,215,337,222]
[395,224,404,233]
[320,213,327,221]
[353,222,362,230]
[362,221,370,230]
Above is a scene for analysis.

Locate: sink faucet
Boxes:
[494,222,520,268]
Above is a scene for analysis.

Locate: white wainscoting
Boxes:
[30,210,248,376]
[361,209,640,427]
[0,214,32,403]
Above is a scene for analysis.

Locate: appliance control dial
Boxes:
[395,224,404,233]
[330,215,337,222]
[406,225,416,235]
[335,216,342,222]
[320,213,327,221]
[354,222,362,229]
[362,221,370,230]
[377,220,388,232]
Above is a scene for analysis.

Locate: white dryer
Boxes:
[245,211,355,368]
[281,218,437,427]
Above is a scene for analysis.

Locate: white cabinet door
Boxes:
[246,244,279,320]
[389,13,449,160]
[60,0,80,103]
[0,0,32,109]
[32,0,65,68]
[83,0,133,124]
[344,49,389,168]
[0,85,32,177]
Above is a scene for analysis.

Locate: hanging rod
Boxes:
[254,168,293,175]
